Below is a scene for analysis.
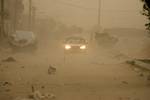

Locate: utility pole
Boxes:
[98,0,101,28]
[90,0,102,42]
[32,7,36,31]
[29,0,32,31]
[0,0,5,37]
[14,0,17,32]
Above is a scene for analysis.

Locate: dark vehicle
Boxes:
[63,36,87,52]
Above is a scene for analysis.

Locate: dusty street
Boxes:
[0,29,150,100]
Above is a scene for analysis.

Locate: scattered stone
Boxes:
[29,90,56,100]
[41,86,45,89]
[122,81,128,84]
[133,68,141,73]
[2,57,16,62]
[0,69,3,72]
[139,73,144,77]
[147,75,150,81]
[14,97,34,100]
[44,93,56,99]
[126,60,135,65]
[28,85,56,100]
[48,65,56,75]
[118,97,131,100]
[138,59,150,64]
[3,81,12,86]
[118,97,123,100]
[134,98,140,100]
[126,97,131,100]
[21,66,25,68]
[5,88,11,92]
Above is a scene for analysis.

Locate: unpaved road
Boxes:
[0,29,150,100]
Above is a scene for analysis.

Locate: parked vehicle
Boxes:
[9,30,36,47]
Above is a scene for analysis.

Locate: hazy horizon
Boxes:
[24,0,147,30]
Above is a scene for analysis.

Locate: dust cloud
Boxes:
[0,0,150,100]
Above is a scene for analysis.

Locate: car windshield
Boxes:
[65,37,86,44]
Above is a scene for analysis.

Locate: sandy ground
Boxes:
[0,28,150,100]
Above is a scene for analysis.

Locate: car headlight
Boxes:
[65,45,71,50]
[80,45,86,49]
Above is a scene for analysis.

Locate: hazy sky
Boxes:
[24,0,146,29]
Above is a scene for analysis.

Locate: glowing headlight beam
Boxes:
[65,45,71,50]
[80,45,86,49]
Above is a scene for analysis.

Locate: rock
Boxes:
[139,73,144,77]
[21,66,25,68]
[133,68,141,73]
[5,88,11,92]
[48,65,56,75]
[126,60,135,65]
[32,90,45,100]
[122,81,128,84]
[41,86,45,89]
[118,97,123,100]
[2,57,16,62]
[29,90,56,100]
[29,85,56,100]
[147,75,150,81]
[14,97,34,100]
[1,81,12,86]
[44,93,56,99]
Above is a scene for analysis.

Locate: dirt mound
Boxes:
[95,32,118,47]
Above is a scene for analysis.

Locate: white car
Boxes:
[9,30,36,47]
[64,36,87,52]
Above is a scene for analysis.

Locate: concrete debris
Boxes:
[28,90,56,100]
[126,59,150,71]
[2,57,16,62]
[48,65,56,75]
[27,86,56,100]
[14,90,56,100]
[0,81,12,86]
